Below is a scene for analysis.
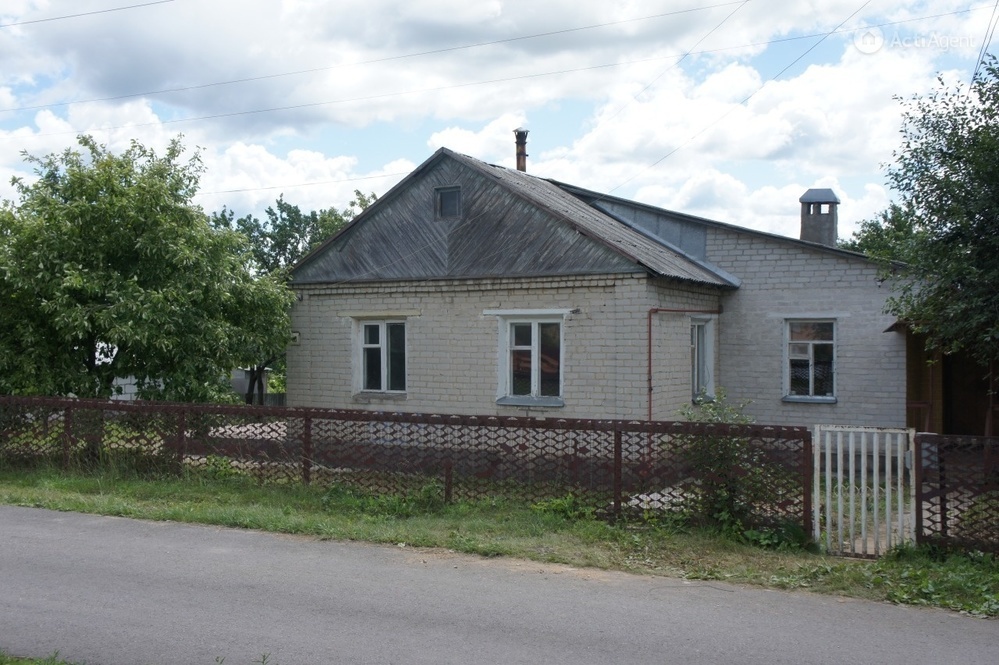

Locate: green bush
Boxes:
[531,493,595,520]
[673,390,797,538]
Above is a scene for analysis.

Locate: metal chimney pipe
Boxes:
[514,128,529,172]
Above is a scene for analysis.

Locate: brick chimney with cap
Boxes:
[799,188,840,247]
[514,128,529,172]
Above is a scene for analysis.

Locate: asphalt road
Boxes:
[1,506,995,665]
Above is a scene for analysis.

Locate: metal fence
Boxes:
[0,396,811,530]
[916,432,999,554]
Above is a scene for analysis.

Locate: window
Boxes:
[690,317,715,401]
[786,320,834,399]
[486,310,567,407]
[360,321,406,392]
[435,187,461,219]
[509,321,561,398]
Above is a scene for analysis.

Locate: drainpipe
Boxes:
[647,307,722,421]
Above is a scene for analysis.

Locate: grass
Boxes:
[0,464,996,621]
[0,653,76,665]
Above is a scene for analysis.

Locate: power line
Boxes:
[971,0,999,81]
[1,3,981,117]
[0,0,174,29]
[2,5,982,146]
[0,2,745,114]
[609,0,873,194]
[599,1,750,127]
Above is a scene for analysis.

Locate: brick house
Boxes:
[288,138,905,428]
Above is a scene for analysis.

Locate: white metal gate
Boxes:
[812,425,916,557]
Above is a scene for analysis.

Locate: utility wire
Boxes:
[0,0,174,28]
[0,2,744,114]
[598,0,750,127]
[199,3,754,201]
[1,5,981,147]
[971,0,999,82]
[609,0,873,195]
[0,4,983,116]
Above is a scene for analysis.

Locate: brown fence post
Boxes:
[302,415,312,486]
[63,405,73,470]
[938,442,948,539]
[176,411,187,467]
[914,433,925,546]
[613,428,623,517]
[443,458,454,504]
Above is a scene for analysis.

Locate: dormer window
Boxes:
[436,187,461,219]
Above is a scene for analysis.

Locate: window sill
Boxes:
[782,395,837,404]
[497,396,565,409]
[353,392,408,404]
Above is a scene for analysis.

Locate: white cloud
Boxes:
[0,0,987,238]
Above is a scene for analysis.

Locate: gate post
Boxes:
[613,429,623,516]
[913,433,925,546]
[802,429,813,538]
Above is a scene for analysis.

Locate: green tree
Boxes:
[839,203,920,263]
[0,135,294,402]
[212,190,374,403]
[858,58,999,371]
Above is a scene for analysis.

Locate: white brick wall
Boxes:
[288,234,906,428]
[288,274,720,421]
[707,229,906,427]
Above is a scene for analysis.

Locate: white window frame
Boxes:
[690,316,716,401]
[354,319,407,394]
[783,319,836,402]
[484,309,569,407]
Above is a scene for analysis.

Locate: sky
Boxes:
[0,0,995,241]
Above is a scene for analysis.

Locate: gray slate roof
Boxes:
[292,148,738,288]
[458,153,735,287]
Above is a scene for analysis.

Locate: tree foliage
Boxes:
[214,190,374,276]
[839,203,920,263]
[0,135,295,401]
[855,57,999,367]
[211,190,374,402]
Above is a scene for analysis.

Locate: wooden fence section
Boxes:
[915,433,999,554]
[0,396,812,531]
[812,426,916,558]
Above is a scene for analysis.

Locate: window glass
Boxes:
[539,322,561,397]
[436,187,461,218]
[690,319,715,401]
[511,350,532,395]
[790,321,833,341]
[789,359,811,395]
[512,323,531,347]
[387,322,406,392]
[813,343,834,396]
[363,348,382,391]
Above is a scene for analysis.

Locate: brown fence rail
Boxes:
[915,433,999,554]
[0,396,811,531]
